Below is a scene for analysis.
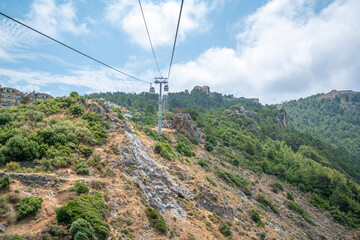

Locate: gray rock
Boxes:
[0,224,5,232]
[121,130,187,219]
[0,172,65,186]
[91,102,105,114]
[162,113,205,143]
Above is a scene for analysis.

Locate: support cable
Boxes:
[167,0,184,81]
[138,0,163,77]
[0,11,150,84]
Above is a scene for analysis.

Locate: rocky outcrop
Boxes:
[162,113,206,143]
[276,109,288,128]
[224,106,259,135]
[193,186,241,221]
[120,130,188,219]
[0,172,65,186]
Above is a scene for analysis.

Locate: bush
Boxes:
[70,218,94,240]
[81,145,93,157]
[286,200,314,224]
[260,232,266,239]
[16,196,43,220]
[216,169,252,196]
[69,104,85,116]
[176,142,195,157]
[286,192,294,201]
[77,163,90,176]
[204,142,214,152]
[255,194,279,214]
[0,174,11,190]
[145,207,169,233]
[56,192,109,240]
[198,160,209,169]
[73,181,89,194]
[154,142,176,160]
[0,136,39,163]
[0,113,12,125]
[249,209,263,227]
[219,222,231,236]
[270,182,284,193]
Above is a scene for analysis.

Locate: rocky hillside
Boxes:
[0,93,359,240]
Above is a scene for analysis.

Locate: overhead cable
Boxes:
[138,0,163,77]
[0,11,150,84]
[167,0,184,81]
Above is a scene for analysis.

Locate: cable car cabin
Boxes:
[149,86,155,94]
[164,84,169,92]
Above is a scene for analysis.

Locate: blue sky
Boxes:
[0,0,359,103]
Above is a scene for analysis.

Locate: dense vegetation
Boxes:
[194,104,360,228]
[284,94,360,182]
[85,89,260,126]
[0,93,110,172]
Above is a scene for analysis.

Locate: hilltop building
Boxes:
[23,91,54,103]
[193,86,210,94]
[0,87,23,107]
[0,85,53,107]
[317,90,360,100]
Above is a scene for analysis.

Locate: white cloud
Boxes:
[0,67,150,94]
[0,0,88,61]
[105,0,214,49]
[169,0,360,103]
[27,0,88,37]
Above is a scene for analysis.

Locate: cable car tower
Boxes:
[151,77,168,135]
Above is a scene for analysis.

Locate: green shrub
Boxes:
[56,192,109,240]
[0,136,39,163]
[16,196,43,220]
[198,160,209,169]
[310,194,330,210]
[73,181,89,194]
[215,169,251,196]
[286,192,294,201]
[260,232,266,239]
[176,142,195,157]
[204,142,214,152]
[145,207,169,233]
[286,200,314,224]
[5,162,21,172]
[0,174,11,190]
[0,112,12,125]
[69,104,85,116]
[249,209,264,227]
[270,182,284,193]
[255,194,279,214]
[112,107,125,120]
[70,218,94,240]
[81,145,93,157]
[219,222,231,236]
[77,163,90,176]
[154,142,176,160]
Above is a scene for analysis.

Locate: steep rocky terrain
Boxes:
[0,94,359,240]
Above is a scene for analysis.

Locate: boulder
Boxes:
[164,113,205,143]
[0,224,5,232]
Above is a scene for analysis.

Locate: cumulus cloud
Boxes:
[105,0,214,49]
[27,0,88,37]
[169,0,360,103]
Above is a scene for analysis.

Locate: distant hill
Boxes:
[283,90,360,181]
